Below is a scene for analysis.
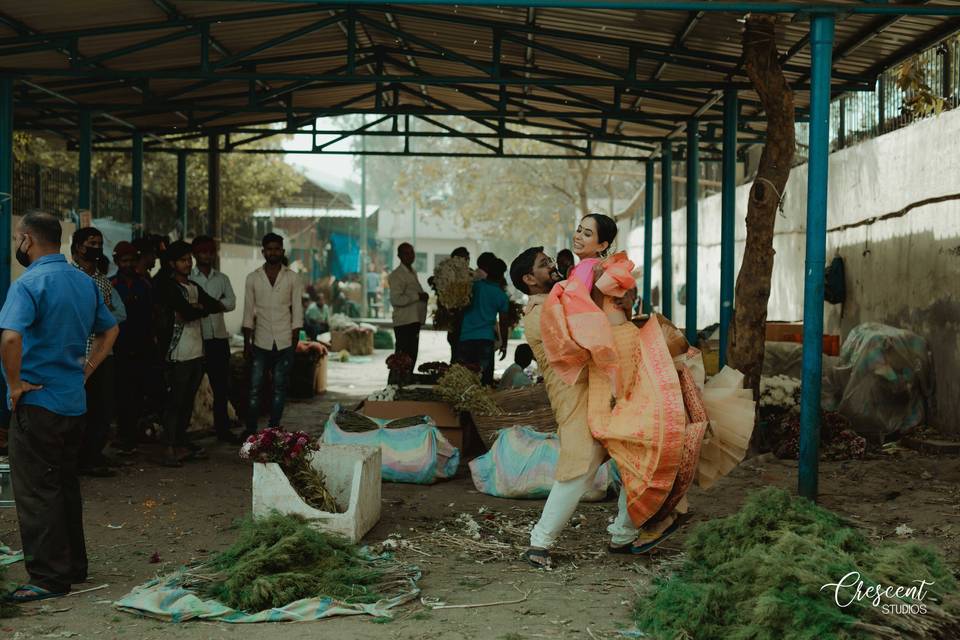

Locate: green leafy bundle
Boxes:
[635,487,959,640]
[198,513,383,612]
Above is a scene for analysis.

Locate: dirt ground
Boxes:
[2,332,959,639]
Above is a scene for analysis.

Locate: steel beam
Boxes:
[212,15,345,70]
[0,78,12,305]
[798,13,835,502]
[685,119,699,344]
[719,89,737,368]
[660,141,673,321]
[132,131,143,238]
[199,1,960,14]
[642,157,654,314]
[78,110,92,211]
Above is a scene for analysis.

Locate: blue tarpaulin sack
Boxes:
[323,405,460,484]
[469,426,612,500]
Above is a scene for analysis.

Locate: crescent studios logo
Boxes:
[820,571,936,616]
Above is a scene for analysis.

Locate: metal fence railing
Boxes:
[795,32,958,164]
[13,160,179,233]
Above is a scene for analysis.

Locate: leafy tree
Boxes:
[14,131,303,243]
[353,117,648,248]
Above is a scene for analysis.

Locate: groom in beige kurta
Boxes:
[510,248,635,562]
[523,294,602,482]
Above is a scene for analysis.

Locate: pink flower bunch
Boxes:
[239,427,317,464]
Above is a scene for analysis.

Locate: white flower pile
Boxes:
[368,385,398,402]
[456,512,482,540]
[433,256,473,310]
[760,374,802,411]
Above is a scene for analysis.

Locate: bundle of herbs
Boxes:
[332,409,433,433]
[435,364,501,415]
[634,487,959,640]
[191,513,392,612]
[240,428,340,513]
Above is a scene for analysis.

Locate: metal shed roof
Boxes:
[2,1,959,157]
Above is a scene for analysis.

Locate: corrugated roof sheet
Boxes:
[1,1,957,153]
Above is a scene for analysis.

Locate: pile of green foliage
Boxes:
[635,488,959,640]
[198,513,383,612]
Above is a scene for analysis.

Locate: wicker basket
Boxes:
[489,384,551,412]
[471,408,558,447]
[473,384,557,447]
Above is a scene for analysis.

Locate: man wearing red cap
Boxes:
[110,241,155,453]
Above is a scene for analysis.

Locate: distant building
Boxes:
[253,176,380,281]
[377,203,492,290]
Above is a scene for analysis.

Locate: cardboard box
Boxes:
[765,323,841,356]
[358,400,459,427]
[765,322,804,342]
[330,329,374,355]
[357,400,471,453]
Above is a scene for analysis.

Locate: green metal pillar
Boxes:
[0,78,12,305]
[685,119,699,344]
[360,127,368,317]
[78,111,92,212]
[132,132,143,239]
[207,135,220,242]
[799,13,836,501]
[720,89,738,367]
[660,142,673,320]
[642,158,654,314]
[177,151,187,238]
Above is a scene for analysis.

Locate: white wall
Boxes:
[629,108,960,433]
[218,243,267,336]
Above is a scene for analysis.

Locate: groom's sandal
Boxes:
[5,584,68,603]
[522,547,553,569]
[609,517,683,555]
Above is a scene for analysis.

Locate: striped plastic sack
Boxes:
[322,405,460,484]
[469,426,612,500]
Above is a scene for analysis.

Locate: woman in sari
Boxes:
[541,214,711,554]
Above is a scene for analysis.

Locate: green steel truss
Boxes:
[2,2,956,158]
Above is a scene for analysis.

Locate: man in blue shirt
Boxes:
[0,210,118,602]
[457,253,512,386]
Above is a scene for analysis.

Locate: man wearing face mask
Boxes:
[71,227,126,477]
[0,211,118,602]
[242,233,304,437]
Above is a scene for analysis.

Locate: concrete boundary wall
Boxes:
[628,108,960,434]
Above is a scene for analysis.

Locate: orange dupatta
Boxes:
[540,253,635,398]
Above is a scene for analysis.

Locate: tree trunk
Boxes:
[728,15,796,393]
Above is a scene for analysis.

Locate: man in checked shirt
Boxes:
[71,227,126,477]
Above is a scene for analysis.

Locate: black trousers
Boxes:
[81,355,114,467]
[203,338,231,434]
[114,351,151,448]
[161,359,204,448]
[457,339,495,386]
[391,322,421,384]
[10,405,87,592]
